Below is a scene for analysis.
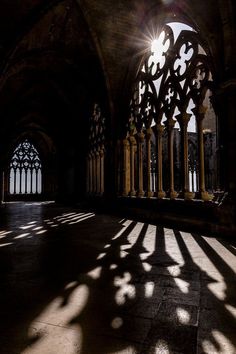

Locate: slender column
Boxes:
[196,166,199,191]
[30,169,33,194]
[25,169,28,193]
[177,112,195,200]
[137,131,145,197]
[154,123,165,198]
[88,154,92,194]
[129,135,136,196]
[165,118,178,199]
[92,152,96,194]
[36,170,38,194]
[146,128,153,197]
[19,169,22,194]
[122,139,130,196]
[14,169,16,194]
[196,105,213,201]
[86,156,90,193]
[191,169,194,192]
[100,147,104,195]
[1,171,4,203]
[96,150,100,195]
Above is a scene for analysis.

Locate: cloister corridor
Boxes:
[0,202,235,354]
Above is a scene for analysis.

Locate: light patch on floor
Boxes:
[174,278,189,294]
[225,304,236,319]
[176,307,191,324]
[145,281,155,298]
[14,233,30,239]
[114,272,136,305]
[203,237,236,274]
[111,220,133,240]
[202,330,235,354]
[87,266,102,280]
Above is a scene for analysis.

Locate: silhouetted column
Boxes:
[177,112,195,200]
[146,128,153,197]
[100,147,104,195]
[137,131,145,197]
[86,156,90,193]
[25,169,28,194]
[19,170,22,194]
[35,170,38,194]
[96,151,100,194]
[196,105,213,201]
[165,118,178,199]
[122,139,130,196]
[30,169,33,194]
[92,152,96,194]
[154,123,165,199]
[1,171,4,203]
[129,135,136,196]
[13,169,16,194]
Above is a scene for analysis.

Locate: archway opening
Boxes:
[8,139,42,197]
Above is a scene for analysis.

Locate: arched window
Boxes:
[9,139,42,195]
[87,103,106,195]
[123,21,217,201]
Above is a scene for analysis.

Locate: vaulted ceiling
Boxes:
[0,0,235,156]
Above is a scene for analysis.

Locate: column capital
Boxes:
[176,112,191,126]
[165,117,176,130]
[99,149,104,158]
[123,138,129,147]
[137,131,145,142]
[146,127,153,138]
[128,135,136,145]
[154,123,165,135]
[193,105,207,121]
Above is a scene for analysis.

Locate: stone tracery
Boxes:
[123,21,217,201]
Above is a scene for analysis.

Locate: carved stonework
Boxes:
[126,21,217,201]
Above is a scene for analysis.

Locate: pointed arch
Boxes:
[9,139,42,195]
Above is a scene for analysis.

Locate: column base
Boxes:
[137,190,145,197]
[197,191,214,201]
[155,190,166,199]
[167,190,179,199]
[130,190,136,197]
[146,191,154,198]
[184,191,195,200]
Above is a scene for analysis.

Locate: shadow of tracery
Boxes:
[0,202,235,353]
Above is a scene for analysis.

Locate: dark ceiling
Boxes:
[0,0,234,155]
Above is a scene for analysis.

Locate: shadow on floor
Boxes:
[0,202,235,353]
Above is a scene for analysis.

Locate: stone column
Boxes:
[137,131,145,197]
[154,123,165,199]
[196,105,213,201]
[122,139,130,196]
[1,171,4,203]
[165,118,178,199]
[92,152,96,194]
[129,135,136,196]
[100,147,104,195]
[88,154,92,194]
[96,150,100,195]
[13,169,16,194]
[19,170,22,194]
[36,170,39,194]
[177,112,195,200]
[146,128,153,197]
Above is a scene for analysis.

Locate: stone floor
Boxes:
[0,202,235,354]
